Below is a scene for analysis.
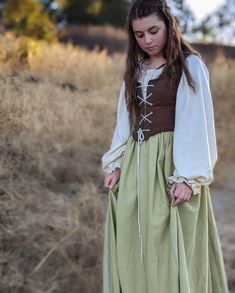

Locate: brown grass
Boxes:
[60,24,128,53]
[0,33,234,292]
[207,56,235,187]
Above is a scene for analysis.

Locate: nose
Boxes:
[144,33,152,45]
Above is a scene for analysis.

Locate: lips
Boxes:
[146,46,156,50]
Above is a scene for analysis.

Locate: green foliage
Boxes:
[65,0,98,24]
[86,0,103,16]
[99,0,129,27]
[65,0,129,27]
[56,0,67,10]
[2,0,57,43]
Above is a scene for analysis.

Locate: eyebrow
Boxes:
[134,25,159,33]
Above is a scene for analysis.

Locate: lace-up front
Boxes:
[136,82,154,264]
[132,64,182,264]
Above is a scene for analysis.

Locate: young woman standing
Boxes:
[101,0,229,292]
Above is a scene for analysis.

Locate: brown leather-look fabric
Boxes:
[132,66,182,141]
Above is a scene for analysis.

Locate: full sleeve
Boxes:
[168,54,218,195]
[101,81,131,175]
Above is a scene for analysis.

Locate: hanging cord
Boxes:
[135,69,161,263]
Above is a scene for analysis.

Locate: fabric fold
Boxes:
[169,54,218,188]
[102,132,229,293]
[101,81,131,175]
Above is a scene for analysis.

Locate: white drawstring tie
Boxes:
[136,127,150,264]
[135,76,156,264]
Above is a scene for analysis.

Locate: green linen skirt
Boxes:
[102,131,229,293]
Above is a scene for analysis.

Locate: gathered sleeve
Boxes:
[101,81,131,175]
[168,54,218,195]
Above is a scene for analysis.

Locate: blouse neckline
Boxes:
[140,61,167,73]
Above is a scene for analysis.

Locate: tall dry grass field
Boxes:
[0,34,234,292]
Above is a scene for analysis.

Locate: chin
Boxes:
[150,51,162,57]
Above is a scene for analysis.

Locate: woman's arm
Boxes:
[168,54,218,195]
[101,81,131,175]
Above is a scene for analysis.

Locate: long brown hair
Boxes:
[124,0,200,123]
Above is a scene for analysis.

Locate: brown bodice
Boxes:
[132,67,182,141]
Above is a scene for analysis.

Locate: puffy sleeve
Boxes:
[167,54,218,195]
[101,81,131,175]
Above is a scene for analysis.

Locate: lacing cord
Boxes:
[137,93,153,106]
[136,82,154,264]
[139,112,153,124]
[137,128,150,263]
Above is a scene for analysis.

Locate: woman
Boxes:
[101,0,229,292]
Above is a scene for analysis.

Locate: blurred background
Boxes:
[0,0,234,292]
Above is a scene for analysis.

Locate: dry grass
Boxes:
[0,35,125,292]
[207,56,235,187]
[0,33,234,292]
[61,24,128,53]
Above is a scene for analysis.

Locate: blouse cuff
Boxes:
[103,153,125,175]
[167,176,201,195]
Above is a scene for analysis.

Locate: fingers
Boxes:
[104,176,112,189]
[172,192,192,206]
[172,191,188,207]
[169,183,177,199]
[104,174,119,189]
[171,183,192,207]
[109,177,117,189]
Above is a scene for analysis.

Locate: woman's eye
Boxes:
[136,34,143,38]
[150,30,158,34]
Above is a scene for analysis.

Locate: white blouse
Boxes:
[101,54,218,195]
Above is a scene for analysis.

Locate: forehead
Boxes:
[132,14,164,31]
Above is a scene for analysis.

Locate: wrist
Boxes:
[175,181,193,192]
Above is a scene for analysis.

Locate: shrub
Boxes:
[2,0,57,43]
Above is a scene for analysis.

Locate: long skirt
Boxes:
[102,131,229,293]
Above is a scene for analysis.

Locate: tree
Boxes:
[167,0,195,34]
[64,0,129,26]
[99,0,129,27]
[65,0,101,24]
[39,0,67,28]
[192,19,213,42]
[194,0,235,44]
[2,0,57,43]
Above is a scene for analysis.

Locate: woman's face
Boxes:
[132,13,168,58]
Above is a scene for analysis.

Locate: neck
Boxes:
[143,55,166,70]
[149,54,166,65]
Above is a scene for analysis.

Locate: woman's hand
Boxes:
[104,168,121,189]
[169,182,193,207]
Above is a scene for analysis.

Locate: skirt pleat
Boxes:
[102,131,229,293]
